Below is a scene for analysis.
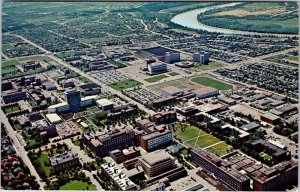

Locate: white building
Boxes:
[48,102,70,113]
[96,98,114,111]
[193,52,210,64]
[148,62,167,74]
[80,95,98,108]
[46,113,63,124]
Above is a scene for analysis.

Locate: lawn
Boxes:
[72,140,81,146]
[205,142,230,157]
[259,152,272,161]
[27,99,37,107]
[60,180,96,190]
[286,55,299,62]
[37,152,51,177]
[147,78,189,92]
[109,79,142,91]
[168,72,179,76]
[194,61,224,72]
[144,75,168,83]
[2,44,13,51]
[4,105,21,114]
[2,59,20,67]
[173,123,230,157]
[191,76,232,90]
[78,76,93,84]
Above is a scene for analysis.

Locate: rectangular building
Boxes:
[191,148,250,191]
[138,150,176,178]
[49,151,81,172]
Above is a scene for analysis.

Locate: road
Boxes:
[0,110,46,189]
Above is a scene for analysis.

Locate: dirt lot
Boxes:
[213,8,286,17]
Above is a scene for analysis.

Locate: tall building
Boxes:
[193,52,210,64]
[138,150,176,178]
[165,52,180,64]
[64,89,81,112]
[147,63,167,74]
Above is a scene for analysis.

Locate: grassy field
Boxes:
[147,78,189,92]
[144,74,168,83]
[286,55,299,62]
[259,152,272,161]
[191,76,232,90]
[264,56,297,67]
[194,61,224,72]
[173,123,230,156]
[60,180,96,190]
[2,44,13,51]
[4,105,21,114]
[109,79,142,90]
[168,72,179,76]
[37,152,51,177]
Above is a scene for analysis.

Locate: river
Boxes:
[171,3,296,37]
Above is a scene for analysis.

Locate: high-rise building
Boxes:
[193,52,210,64]
[147,63,167,74]
[64,89,81,112]
[165,52,180,64]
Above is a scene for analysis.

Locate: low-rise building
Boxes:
[46,113,63,124]
[2,90,27,104]
[152,111,177,124]
[48,102,70,113]
[96,98,114,111]
[49,151,81,172]
[193,87,219,99]
[101,162,137,191]
[109,147,141,164]
[56,121,81,139]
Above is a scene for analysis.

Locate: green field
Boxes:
[194,61,224,72]
[191,77,232,90]
[259,152,272,161]
[2,44,13,51]
[37,152,51,177]
[173,123,231,156]
[286,55,299,62]
[264,56,297,67]
[168,72,179,76]
[4,105,21,114]
[205,142,230,157]
[144,74,168,83]
[60,180,96,190]
[109,79,142,90]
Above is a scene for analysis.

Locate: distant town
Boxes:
[1,2,298,192]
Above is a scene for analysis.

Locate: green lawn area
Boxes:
[180,149,188,156]
[191,76,232,90]
[2,59,20,68]
[60,180,96,190]
[173,123,230,157]
[73,140,81,146]
[168,72,179,76]
[259,152,272,161]
[27,99,37,107]
[194,61,224,72]
[147,78,189,92]
[37,152,51,177]
[205,142,230,157]
[2,44,13,51]
[13,124,22,130]
[264,57,297,67]
[109,79,142,91]
[4,105,21,114]
[286,55,299,62]
[78,76,93,84]
[144,75,168,83]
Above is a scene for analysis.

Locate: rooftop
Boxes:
[141,150,173,166]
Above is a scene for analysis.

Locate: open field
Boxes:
[144,74,168,83]
[60,180,96,190]
[173,124,231,156]
[191,76,232,90]
[4,105,21,114]
[194,61,224,72]
[213,8,286,17]
[168,72,179,76]
[109,79,142,91]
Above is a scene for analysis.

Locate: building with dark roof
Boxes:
[49,151,81,172]
[191,148,250,191]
